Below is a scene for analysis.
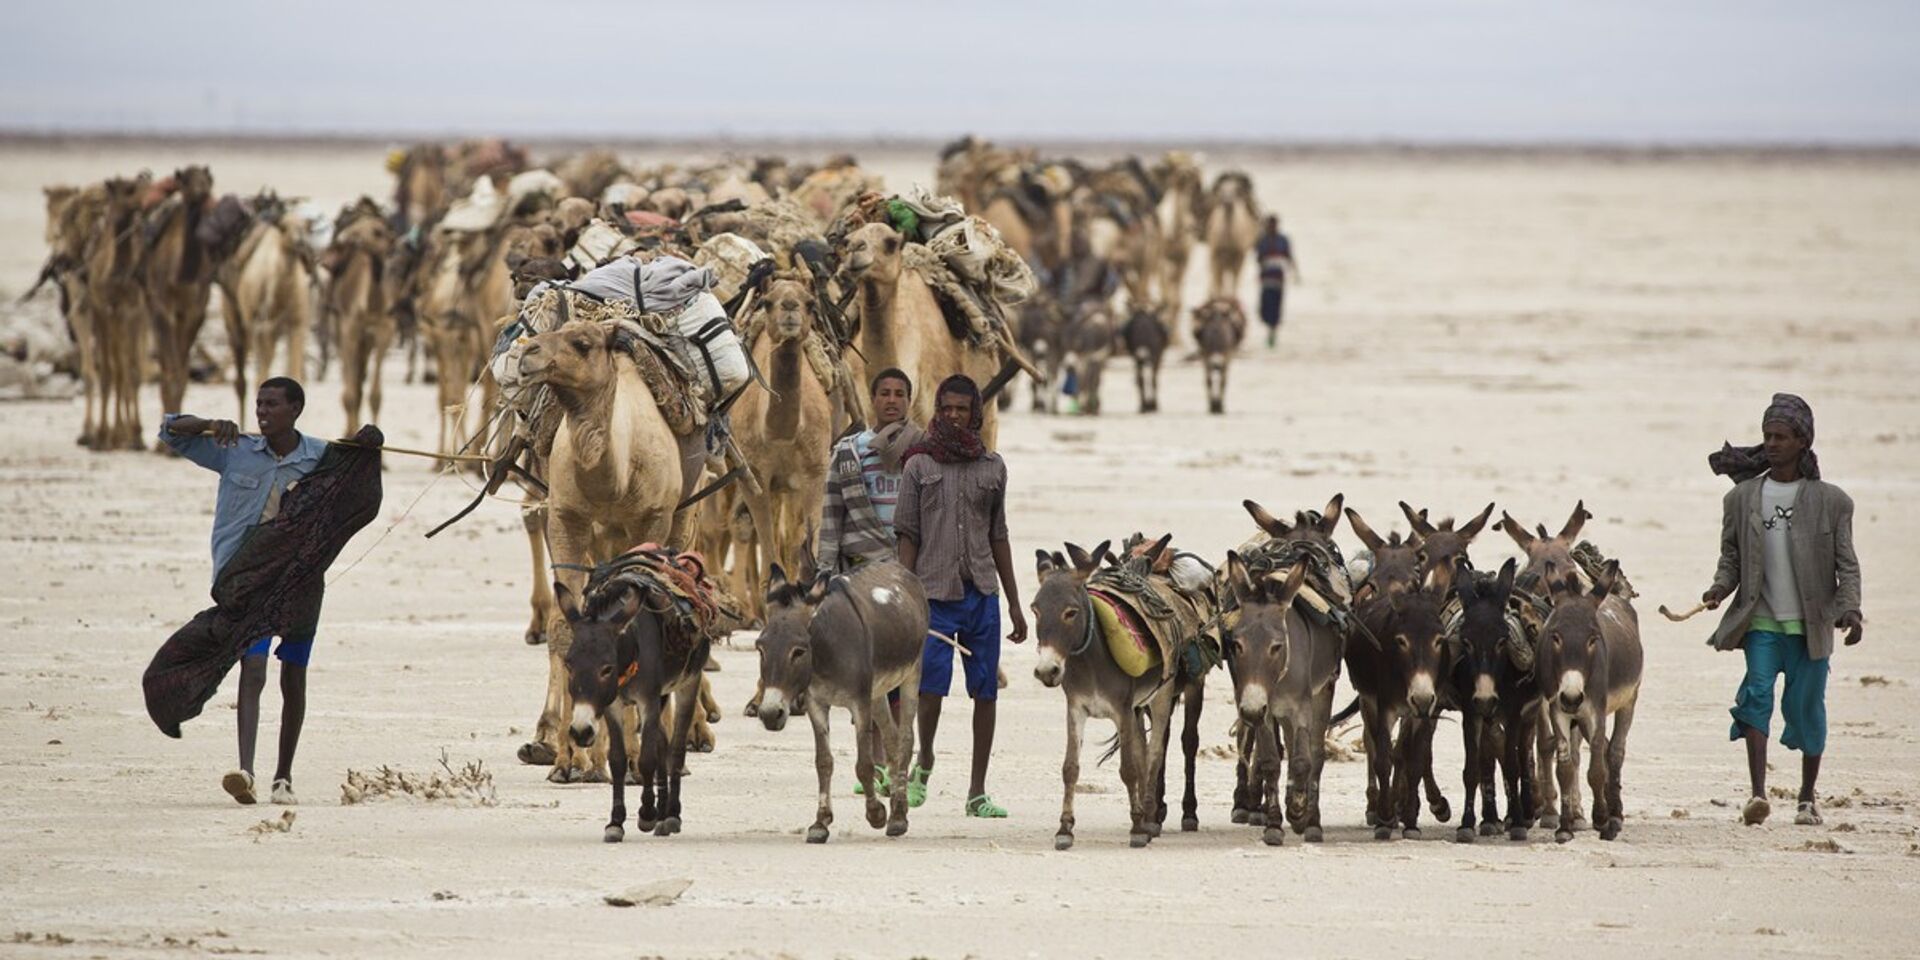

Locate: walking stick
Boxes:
[1657,601,1711,622]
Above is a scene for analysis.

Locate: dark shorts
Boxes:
[1259,284,1285,328]
[921,583,1002,701]
[245,626,316,667]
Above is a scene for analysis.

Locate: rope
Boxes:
[1088,565,1175,620]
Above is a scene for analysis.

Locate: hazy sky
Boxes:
[4,1,1915,143]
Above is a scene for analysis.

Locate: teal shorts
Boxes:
[1729,629,1828,755]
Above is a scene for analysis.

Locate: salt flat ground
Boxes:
[1,142,1918,959]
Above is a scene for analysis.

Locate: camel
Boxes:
[39,182,145,450]
[416,225,512,456]
[730,277,835,615]
[393,144,449,230]
[1152,153,1205,321]
[841,223,1001,446]
[215,200,315,421]
[1204,172,1261,299]
[324,213,396,434]
[981,168,1073,277]
[140,166,217,434]
[513,318,706,782]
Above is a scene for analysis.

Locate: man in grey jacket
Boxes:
[1702,393,1863,827]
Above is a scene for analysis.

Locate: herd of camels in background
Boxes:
[31,136,1272,783]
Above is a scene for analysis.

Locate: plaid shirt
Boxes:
[817,433,896,572]
[894,452,1010,601]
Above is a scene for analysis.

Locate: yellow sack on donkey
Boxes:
[1091,592,1160,679]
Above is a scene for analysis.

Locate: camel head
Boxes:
[174,166,213,203]
[841,222,903,284]
[518,319,622,397]
[757,276,816,344]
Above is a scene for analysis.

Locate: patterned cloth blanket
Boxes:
[586,545,739,657]
[1221,523,1354,635]
[1088,560,1218,682]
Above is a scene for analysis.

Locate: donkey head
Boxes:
[1222,554,1308,723]
[1539,560,1619,715]
[1499,501,1591,592]
[1243,494,1343,548]
[1400,501,1494,572]
[754,562,832,732]
[557,579,655,748]
[1454,557,1520,718]
[1031,541,1110,687]
[1345,506,1424,600]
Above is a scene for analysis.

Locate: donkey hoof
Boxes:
[1373,825,1394,841]
[1304,826,1324,844]
[1537,813,1560,831]
[806,825,830,844]
[866,805,889,830]
[1430,799,1452,822]
[1401,827,1422,840]
[1146,822,1163,838]
[1230,808,1250,825]
[1601,819,1622,841]
[1509,826,1530,842]
[742,701,760,718]
[1262,827,1285,847]
[1454,827,1475,844]
[886,819,908,838]
[1129,832,1151,849]
[604,825,625,843]
[637,817,656,833]
[1247,811,1267,827]
[1055,833,1075,851]
[1181,817,1199,833]
[1364,810,1382,828]
[523,629,547,646]
[653,820,673,837]
[1479,821,1500,837]
[518,742,556,766]
[1555,829,1575,844]
[706,709,722,724]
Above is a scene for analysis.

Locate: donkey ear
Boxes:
[767,562,789,594]
[1425,557,1456,596]
[604,584,642,626]
[1320,493,1345,534]
[1064,542,1094,572]
[1499,511,1535,550]
[1459,502,1496,539]
[1036,548,1057,576]
[1089,540,1114,571]
[805,571,833,604]
[1142,532,1173,563]
[1344,507,1385,551]
[1496,557,1518,596]
[1243,499,1291,538]
[1225,551,1257,605]
[1400,501,1437,537]
[1274,562,1309,606]
[1454,563,1479,605]
[1558,500,1590,541]
[1592,559,1619,599]
[1052,551,1069,571]
[555,581,581,622]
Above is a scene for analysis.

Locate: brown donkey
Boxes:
[1535,560,1642,842]
[1031,540,1204,850]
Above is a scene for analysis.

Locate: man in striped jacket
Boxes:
[817,368,920,572]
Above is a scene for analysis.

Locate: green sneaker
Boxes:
[965,793,1008,818]
[853,764,891,796]
[907,765,932,808]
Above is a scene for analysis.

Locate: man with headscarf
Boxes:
[1701,393,1863,827]
[892,374,1028,818]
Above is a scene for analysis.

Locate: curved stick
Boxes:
[1657,601,1710,622]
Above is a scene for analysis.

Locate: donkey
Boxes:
[1346,564,1453,839]
[1031,539,1203,849]
[1057,301,1116,415]
[1498,499,1598,829]
[1448,557,1540,842]
[1399,501,1495,571]
[557,579,709,843]
[1016,292,1066,413]
[1221,558,1342,845]
[1192,298,1245,414]
[1121,303,1169,413]
[1536,560,1643,843]
[755,560,928,843]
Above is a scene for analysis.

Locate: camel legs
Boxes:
[521,504,552,646]
[222,289,252,423]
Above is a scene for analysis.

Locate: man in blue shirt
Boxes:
[1254,216,1300,349]
[162,377,328,806]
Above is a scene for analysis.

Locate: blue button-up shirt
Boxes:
[161,415,329,582]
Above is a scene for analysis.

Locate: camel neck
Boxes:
[857,274,897,359]
[766,338,804,441]
[553,368,619,478]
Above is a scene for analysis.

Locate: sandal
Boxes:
[854,764,891,796]
[965,793,1008,819]
[907,765,932,808]
[1794,801,1823,826]
[222,769,257,805]
[1742,795,1770,826]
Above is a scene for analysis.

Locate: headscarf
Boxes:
[903,375,987,465]
[1707,392,1820,483]
[869,419,923,474]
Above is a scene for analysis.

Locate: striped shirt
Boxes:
[817,431,897,572]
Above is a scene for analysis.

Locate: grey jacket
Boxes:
[1708,476,1862,659]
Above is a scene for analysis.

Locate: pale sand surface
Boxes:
[1,142,1918,958]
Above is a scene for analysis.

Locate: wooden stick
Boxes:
[1657,601,1710,622]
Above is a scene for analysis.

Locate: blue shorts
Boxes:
[921,583,1002,701]
[1730,629,1828,755]
[244,626,316,667]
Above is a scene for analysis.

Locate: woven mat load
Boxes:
[1220,521,1354,636]
[1087,553,1219,682]
[1440,593,1539,674]
[586,545,739,659]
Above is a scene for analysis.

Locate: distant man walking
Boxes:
[1701,393,1863,827]
[1254,215,1300,348]
[893,375,1027,817]
[162,377,328,806]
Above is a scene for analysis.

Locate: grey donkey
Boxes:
[755,559,928,843]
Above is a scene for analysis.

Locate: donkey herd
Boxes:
[560,491,1643,852]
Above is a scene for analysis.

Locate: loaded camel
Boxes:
[323,208,397,434]
[214,196,315,421]
[141,166,217,435]
[1204,171,1260,299]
